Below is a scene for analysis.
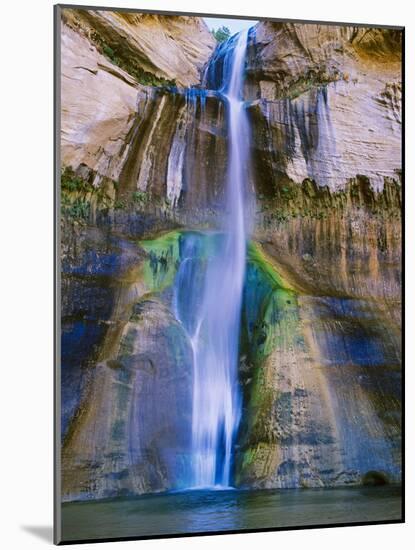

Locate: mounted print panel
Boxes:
[54,4,403,544]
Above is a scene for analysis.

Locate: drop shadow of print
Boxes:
[21,525,53,543]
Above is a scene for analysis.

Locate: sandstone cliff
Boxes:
[245,23,402,192]
[62,8,215,87]
[60,7,216,191]
[61,14,401,211]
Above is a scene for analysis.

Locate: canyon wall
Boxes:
[59,8,402,500]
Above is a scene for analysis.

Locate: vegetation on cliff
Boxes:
[212,25,231,43]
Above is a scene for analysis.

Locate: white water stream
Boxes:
[173,29,251,488]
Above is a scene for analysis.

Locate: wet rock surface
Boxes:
[62,294,193,501]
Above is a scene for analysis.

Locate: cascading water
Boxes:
[173,29,252,488]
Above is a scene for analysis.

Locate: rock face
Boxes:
[236,208,401,488]
[60,23,139,185]
[62,8,215,87]
[60,7,216,191]
[61,15,401,213]
[245,23,402,192]
[246,24,401,96]
[117,88,228,216]
[59,9,402,500]
[62,230,194,501]
[63,298,193,500]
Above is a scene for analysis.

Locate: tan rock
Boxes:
[247,23,402,191]
[249,22,401,87]
[62,8,216,87]
[60,23,140,184]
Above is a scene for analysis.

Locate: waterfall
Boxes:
[173,29,251,488]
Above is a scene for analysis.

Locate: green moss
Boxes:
[138,230,232,296]
[244,242,300,360]
[140,230,182,256]
[139,231,182,293]
[244,244,298,345]
[280,185,297,200]
[260,176,401,229]
[239,242,304,452]
[286,74,341,100]
[114,199,126,210]
[61,197,91,221]
[247,242,293,292]
[61,168,92,220]
[61,167,92,194]
[239,447,256,471]
[60,166,118,222]
[132,190,149,209]
[103,44,117,62]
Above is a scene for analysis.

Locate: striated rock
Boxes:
[62,8,215,87]
[61,221,401,495]
[60,221,149,437]
[60,7,217,194]
[246,23,401,98]
[60,23,140,184]
[243,23,402,192]
[62,293,193,501]
[247,80,401,192]
[236,244,342,488]
[117,88,228,218]
[257,213,401,308]
[235,238,401,488]
[61,14,402,212]
[61,230,196,500]
[61,17,228,215]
